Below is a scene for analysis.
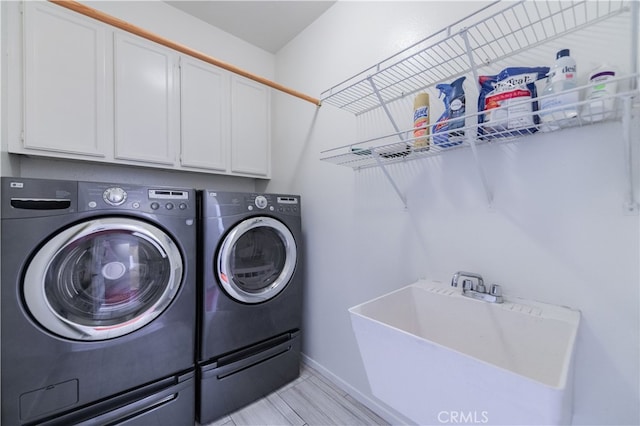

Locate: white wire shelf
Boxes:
[320,80,639,170]
[319,0,638,211]
[320,0,633,116]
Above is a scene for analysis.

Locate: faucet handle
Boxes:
[490,284,502,297]
[451,272,460,287]
[462,279,474,291]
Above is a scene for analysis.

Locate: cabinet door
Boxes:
[180,57,229,172]
[230,76,271,177]
[23,1,107,157]
[114,32,178,165]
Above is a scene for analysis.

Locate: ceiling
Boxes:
[165,1,336,54]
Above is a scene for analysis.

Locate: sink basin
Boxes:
[349,280,581,425]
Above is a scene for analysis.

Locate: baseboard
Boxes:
[300,353,414,425]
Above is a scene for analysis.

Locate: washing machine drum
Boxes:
[23,217,183,341]
[217,216,297,304]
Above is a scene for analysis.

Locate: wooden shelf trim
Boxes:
[48,0,321,106]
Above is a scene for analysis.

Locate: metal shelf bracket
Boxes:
[467,135,494,208]
[370,150,408,210]
[367,76,405,143]
[460,29,493,207]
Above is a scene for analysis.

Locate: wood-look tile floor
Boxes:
[200,363,389,426]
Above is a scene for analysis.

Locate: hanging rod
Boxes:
[48,0,321,107]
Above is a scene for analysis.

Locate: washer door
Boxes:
[217,216,297,304]
[23,217,183,341]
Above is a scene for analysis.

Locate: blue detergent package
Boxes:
[431,77,466,148]
[432,76,466,148]
[477,66,549,138]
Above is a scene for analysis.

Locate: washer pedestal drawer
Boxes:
[197,331,301,424]
[35,371,195,426]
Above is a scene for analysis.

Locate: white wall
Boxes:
[2,0,275,190]
[0,2,18,178]
[271,1,640,425]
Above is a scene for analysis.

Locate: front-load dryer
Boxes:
[197,191,303,423]
[1,177,196,425]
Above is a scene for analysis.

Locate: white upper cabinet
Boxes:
[22,1,108,157]
[13,1,272,178]
[230,75,271,177]
[179,56,230,173]
[113,32,179,166]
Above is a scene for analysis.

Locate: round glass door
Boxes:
[217,216,297,304]
[23,217,183,341]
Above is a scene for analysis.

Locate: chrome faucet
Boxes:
[451,271,503,304]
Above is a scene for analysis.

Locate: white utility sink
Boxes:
[349,280,581,425]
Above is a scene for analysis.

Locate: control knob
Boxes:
[255,195,268,209]
[103,187,127,206]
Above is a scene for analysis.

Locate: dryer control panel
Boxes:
[203,191,301,218]
[79,182,194,216]
[245,194,300,215]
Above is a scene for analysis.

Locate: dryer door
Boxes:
[23,217,183,341]
[217,216,297,304]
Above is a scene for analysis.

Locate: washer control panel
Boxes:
[148,189,189,212]
[275,196,300,214]
[80,183,193,216]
